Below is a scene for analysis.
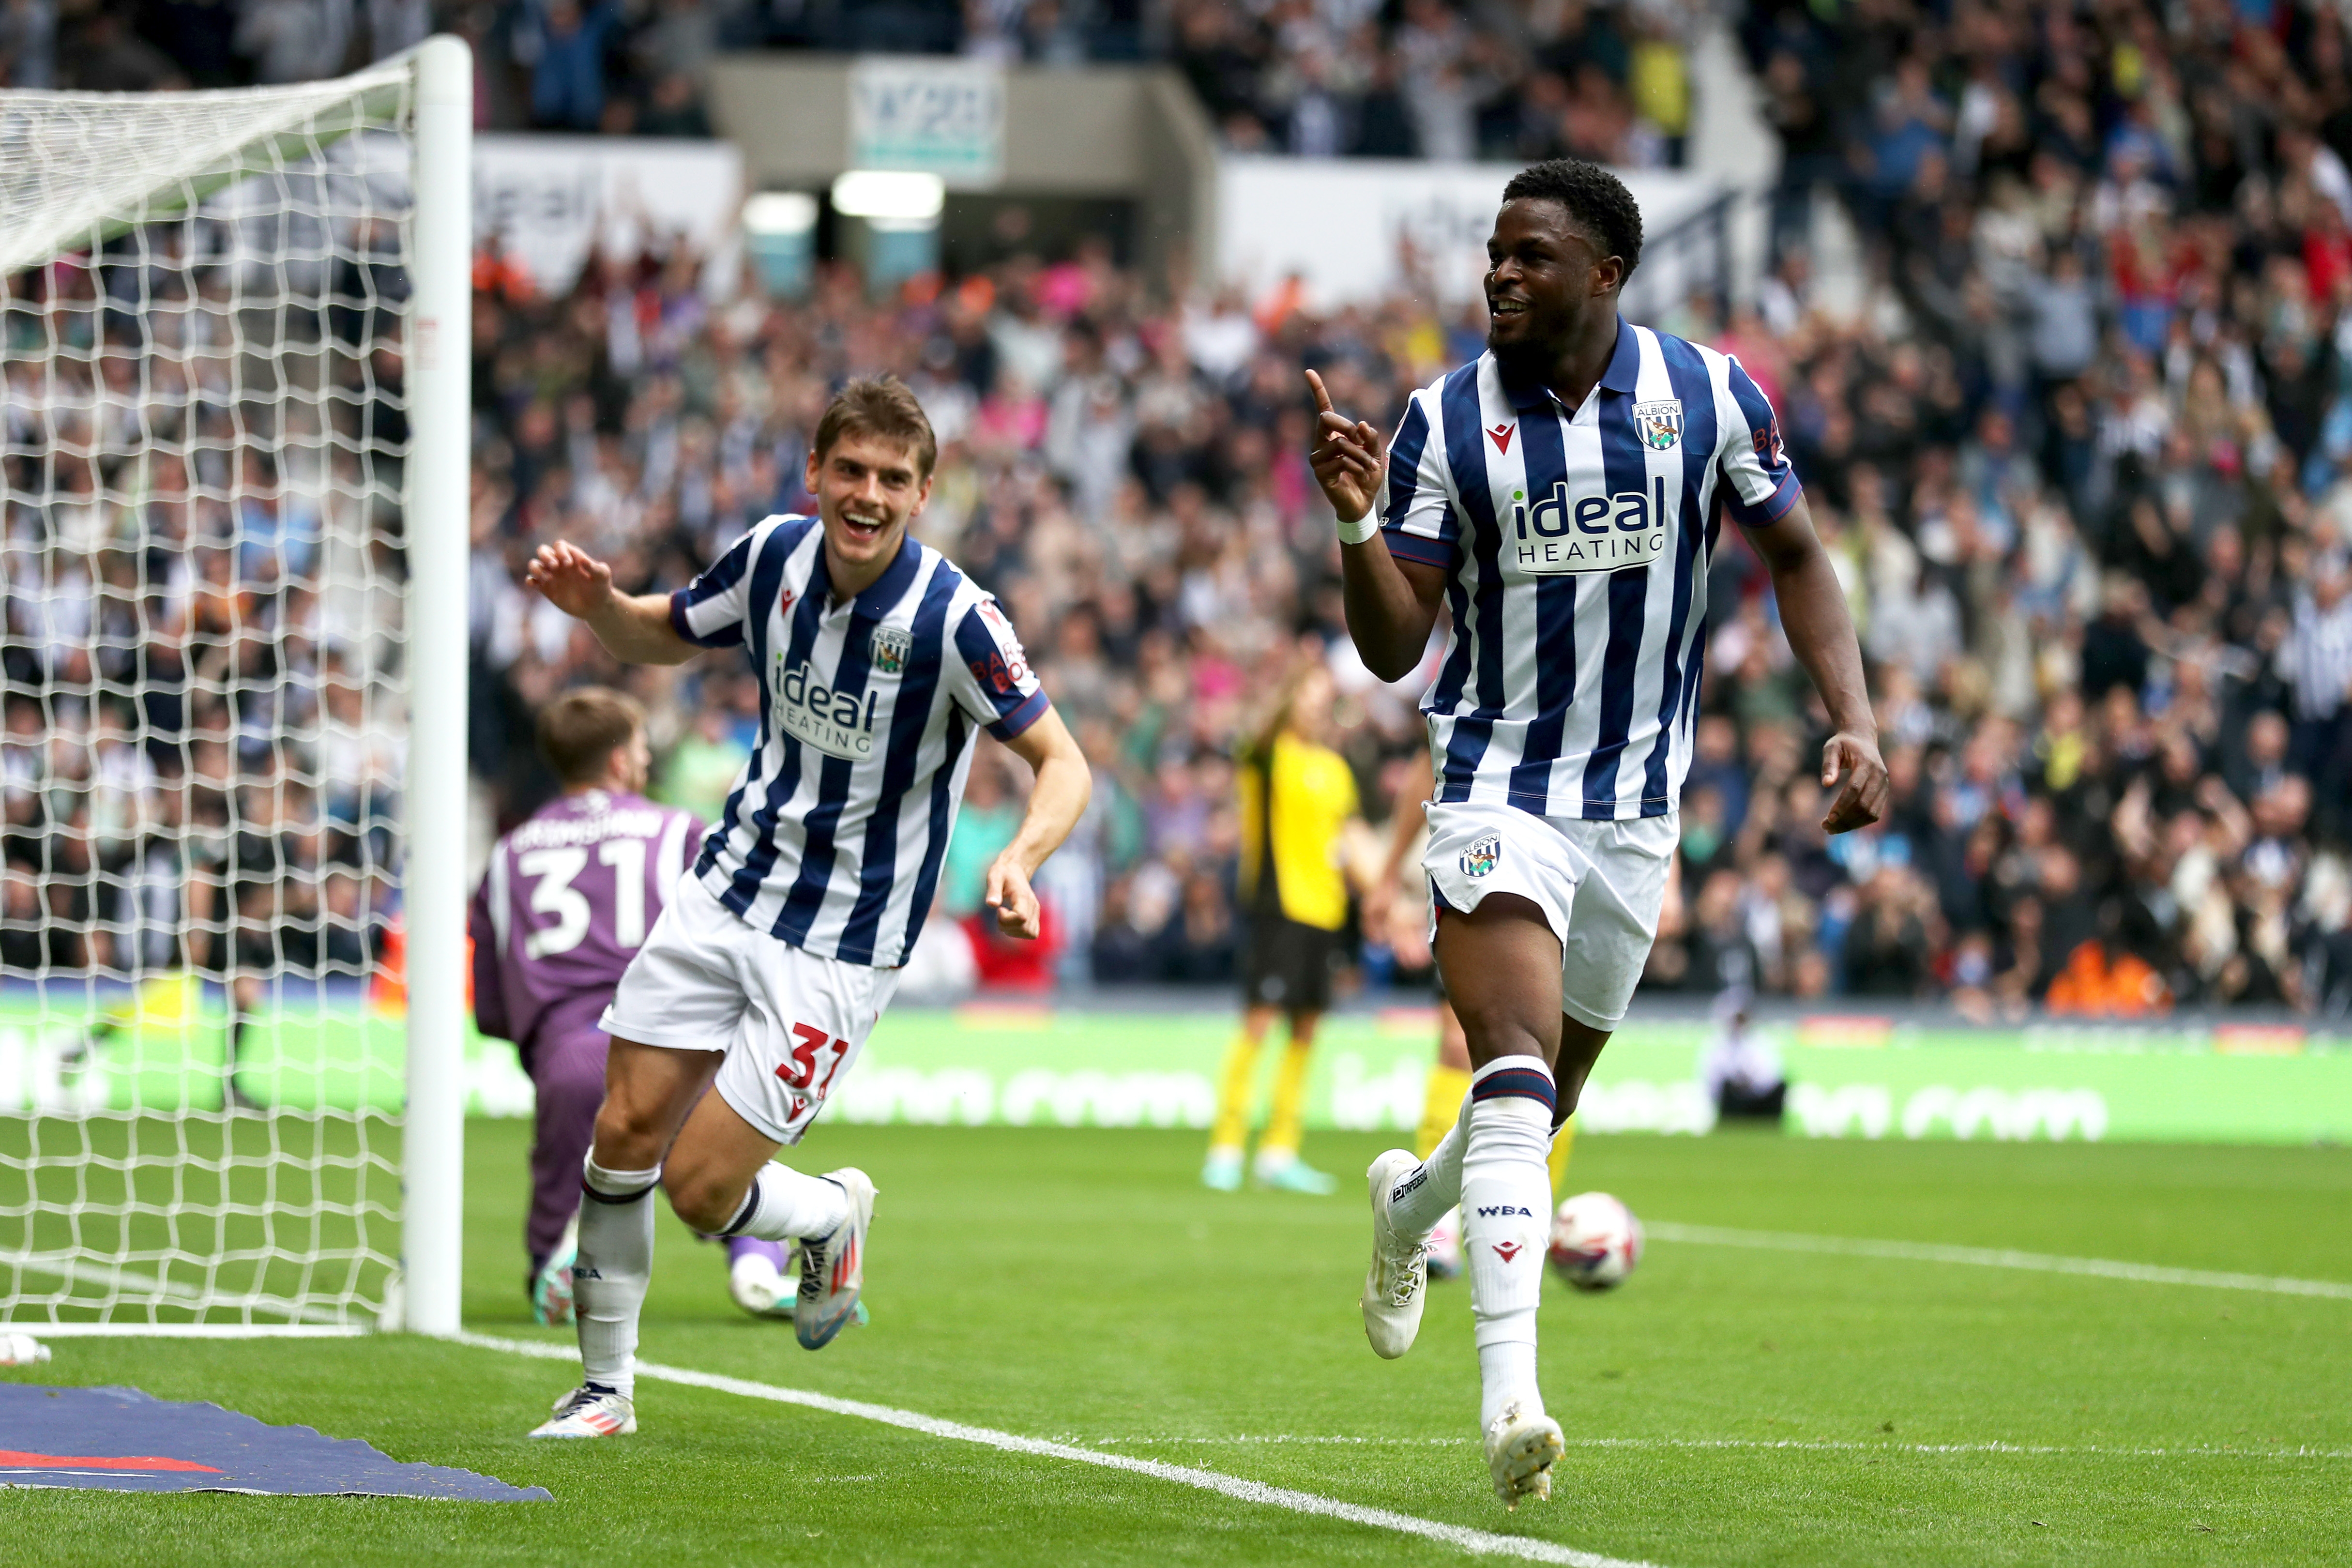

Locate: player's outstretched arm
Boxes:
[525,540,698,666]
[1305,370,1446,682]
[985,706,1093,941]
[1744,495,1888,834]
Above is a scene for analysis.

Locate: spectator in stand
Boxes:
[515,0,622,132]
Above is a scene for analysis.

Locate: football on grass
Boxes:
[1548,1191,1643,1291]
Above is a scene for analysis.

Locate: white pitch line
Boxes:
[1074,1435,2352,1462]
[450,1332,1663,1568]
[1645,1222,2352,1300]
[17,1322,367,1339]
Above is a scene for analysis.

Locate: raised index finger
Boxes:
[1304,368,1335,415]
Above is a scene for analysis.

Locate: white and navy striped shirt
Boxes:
[1381,317,1801,819]
[668,516,1049,966]
[2278,581,2352,721]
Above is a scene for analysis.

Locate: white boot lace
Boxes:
[1384,1239,1427,1307]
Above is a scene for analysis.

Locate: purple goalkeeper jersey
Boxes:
[468,790,706,1065]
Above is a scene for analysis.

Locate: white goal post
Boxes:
[0,40,470,1334]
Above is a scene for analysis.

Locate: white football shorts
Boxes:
[1422,799,1678,1032]
[600,876,900,1145]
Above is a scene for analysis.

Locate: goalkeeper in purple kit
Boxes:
[469,688,808,1324]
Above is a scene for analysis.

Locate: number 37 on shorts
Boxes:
[728,994,891,1144]
[754,1010,883,1141]
[777,1023,850,1105]
[598,880,903,1146]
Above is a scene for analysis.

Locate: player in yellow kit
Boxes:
[1202,658,1376,1195]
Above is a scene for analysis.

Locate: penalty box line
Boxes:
[1645,1223,2352,1301]
[450,1332,1666,1568]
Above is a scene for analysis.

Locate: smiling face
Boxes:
[1484,198,1623,359]
[807,428,931,582]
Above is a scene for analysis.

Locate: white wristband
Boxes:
[1335,507,1381,546]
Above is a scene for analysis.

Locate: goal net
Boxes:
[0,45,471,1330]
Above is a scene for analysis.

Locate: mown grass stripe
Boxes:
[452,1331,1665,1568]
[1646,1221,2352,1299]
[1071,1435,2352,1461]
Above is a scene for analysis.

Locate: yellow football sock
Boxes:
[1208,1030,1262,1153]
[1548,1113,1576,1198]
[1259,1037,1316,1160]
[1413,1064,1473,1159]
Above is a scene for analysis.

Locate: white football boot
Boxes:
[794,1168,875,1350]
[1360,1149,1429,1359]
[1484,1399,1564,1510]
[528,1385,636,1439]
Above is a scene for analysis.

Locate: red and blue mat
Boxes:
[0,1384,549,1500]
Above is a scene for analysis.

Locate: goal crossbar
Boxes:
[0,61,416,276]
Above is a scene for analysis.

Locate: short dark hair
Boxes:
[1500,159,1644,283]
[537,686,645,785]
[814,375,938,479]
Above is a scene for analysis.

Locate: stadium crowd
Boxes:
[0,0,1699,167]
[0,230,409,993]
[461,180,2351,1020]
[7,0,2352,1018]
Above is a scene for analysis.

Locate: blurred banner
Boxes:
[1216,155,1726,313]
[831,1013,2352,1145]
[6,996,2341,1142]
[848,55,1006,188]
[471,134,745,297]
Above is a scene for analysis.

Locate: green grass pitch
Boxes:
[5,1122,2352,1566]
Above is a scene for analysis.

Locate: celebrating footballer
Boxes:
[1306,159,1888,1508]
[517,377,1091,1438]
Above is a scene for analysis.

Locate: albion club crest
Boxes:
[870,626,911,675]
[1459,834,1501,879]
[1631,399,1683,451]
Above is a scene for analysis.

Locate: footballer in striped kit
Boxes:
[1308,159,1887,1508]
[517,377,1092,1439]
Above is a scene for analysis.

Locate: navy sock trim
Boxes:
[581,1180,658,1205]
[1471,1065,1559,1115]
[719,1180,760,1237]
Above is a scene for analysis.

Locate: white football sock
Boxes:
[721,1162,849,1243]
[575,1153,660,1400]
[1388,1091,1469,1237]
[1460,1062,1555,1431]
[1478,1343,1539,1428]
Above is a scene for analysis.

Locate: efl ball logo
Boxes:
[1460,834,1500,878]
[1547,1190,1643,1292]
